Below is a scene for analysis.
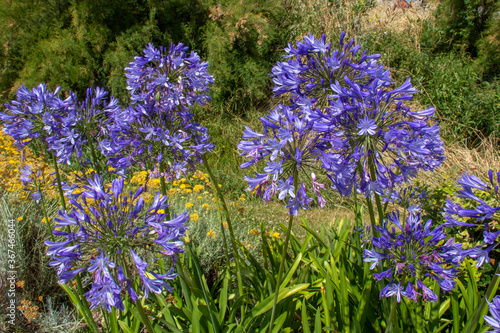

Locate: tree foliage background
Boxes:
[0,0,291,116]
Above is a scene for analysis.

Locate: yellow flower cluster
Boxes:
[17,299,40,323]
[0,133,58,197]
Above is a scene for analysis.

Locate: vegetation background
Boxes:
[0,0,499,331]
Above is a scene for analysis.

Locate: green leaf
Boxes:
[118,320,134,333]
[301,300,311,333]
[251,283,309,317]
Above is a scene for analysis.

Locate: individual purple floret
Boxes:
[238,104,333,215]
[363,208,461,302]
[485,296,500,332]
[443,170,500,267]
[45,175,188,312]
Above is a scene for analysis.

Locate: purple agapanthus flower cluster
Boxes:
[46,87,121,164]
[238,104,332,215]
[0,84,65,148]
[443,170,500,267]
[102,43,214,177]
[240,33,445,212]
[310,76,445,196]
[45,175,188,312]
[1,84,120,166]
[363,209,462,302]
[272,32,392,107]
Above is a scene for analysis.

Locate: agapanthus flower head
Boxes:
[125,42,214,109]
[272,32,392,107]
[270,33,444,198]
[238,104,334,215]
[101,103,214,177]
[102,43,214,177]
[316,77,445,196]
[443,169,500,267]
[1,84,64,148]
[45,175,188,311]
[485,296,500,332]
[45,87,121,165]
[363,207,461,302]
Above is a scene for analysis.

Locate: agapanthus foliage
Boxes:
[238,104,332,215]
[485,296,500,332]
[444,170,500,267]
[45,175,187,312]
[102,43,214,177]
[363,208,461,302]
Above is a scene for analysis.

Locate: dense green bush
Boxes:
[0,0,291,117]
[361,30,500,144]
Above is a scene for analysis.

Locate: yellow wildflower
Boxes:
[185,202,193,208]
[207,230,216,238]
[271,232,280,239]
[16,280,25,288]
[222,222,228,229]
[193,184,204,193]
[202,204,210,210]
[250,229,259,235]
[190,213,199,222]
[16,216,23,221]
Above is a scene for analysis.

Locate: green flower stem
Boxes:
[368,156,384,225]
[213,192,231,275]
[85,132,101,175]
[110,307,119,333]
[38,189,55,243]
[136,299,156,333]
[201,155,245,320]
[464,264,500,333]
[158,155,171,220]
[51,153,66,210]
[356,162,376,230]
[385,297,398,333]
[268,168,299,333]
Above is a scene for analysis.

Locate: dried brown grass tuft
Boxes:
[418,136,500,187]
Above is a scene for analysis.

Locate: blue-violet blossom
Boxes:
[45,175,187,311]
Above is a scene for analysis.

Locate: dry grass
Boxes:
[418,136,500,187]
[361,0,437,35]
